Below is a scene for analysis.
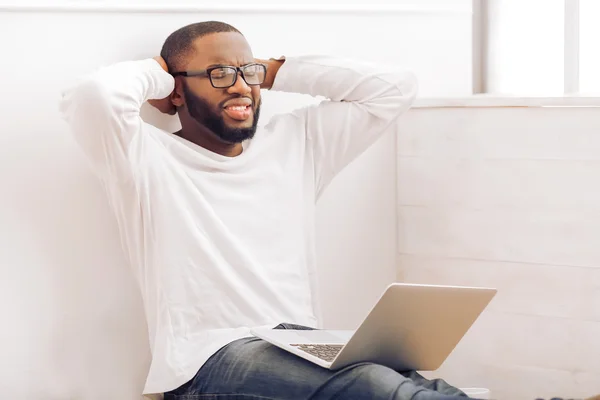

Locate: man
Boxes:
[61,21,467,399]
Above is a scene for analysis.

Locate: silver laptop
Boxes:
[251,282,496,371]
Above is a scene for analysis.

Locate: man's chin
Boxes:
[215,127,256,144]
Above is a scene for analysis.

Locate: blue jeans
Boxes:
[164,323,470,400]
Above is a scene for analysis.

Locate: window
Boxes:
[479,0,597,96]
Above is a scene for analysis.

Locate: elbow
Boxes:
[378,71,418,119]
[391,71,418,117]
[60,76,114,122]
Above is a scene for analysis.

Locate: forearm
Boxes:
[63,59,174,135]
[60,59,174,176]
[268,55,417,105]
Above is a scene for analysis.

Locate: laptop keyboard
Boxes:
[290,344,344,362]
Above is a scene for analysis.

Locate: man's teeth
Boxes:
[227,106,247,111]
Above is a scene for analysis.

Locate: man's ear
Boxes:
[171,78,185,108]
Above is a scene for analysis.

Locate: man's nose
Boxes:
[227,72,252,95]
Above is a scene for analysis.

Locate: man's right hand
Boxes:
[149,56,176,115]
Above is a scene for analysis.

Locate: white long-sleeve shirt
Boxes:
[59,55,417,395]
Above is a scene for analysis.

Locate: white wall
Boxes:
[397,103,600,400]
[0,2,472,399]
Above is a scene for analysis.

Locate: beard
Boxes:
[183,85,261,144]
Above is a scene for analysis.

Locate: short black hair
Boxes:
[160,21,242,72]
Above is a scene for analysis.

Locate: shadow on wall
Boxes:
[0,126,151,398]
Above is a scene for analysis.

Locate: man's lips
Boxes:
[223,97,253,108]
[222,98,253,121]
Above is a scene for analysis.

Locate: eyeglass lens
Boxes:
[209,64,265,88]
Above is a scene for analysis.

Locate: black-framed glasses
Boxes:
[171,63,267,89]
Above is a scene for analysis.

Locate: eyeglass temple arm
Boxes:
[171,71,209,77]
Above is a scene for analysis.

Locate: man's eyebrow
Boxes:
[205,61,255,68]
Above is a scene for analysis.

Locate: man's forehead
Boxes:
[185,54,254,70]
[205,57,253,66]
[188,32,253,67]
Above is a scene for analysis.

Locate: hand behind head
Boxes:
[149,56,176,115]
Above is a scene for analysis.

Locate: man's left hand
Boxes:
[256,58,285,90]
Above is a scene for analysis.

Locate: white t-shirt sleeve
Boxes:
[59,58,175,181]
[271,55,418,197]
